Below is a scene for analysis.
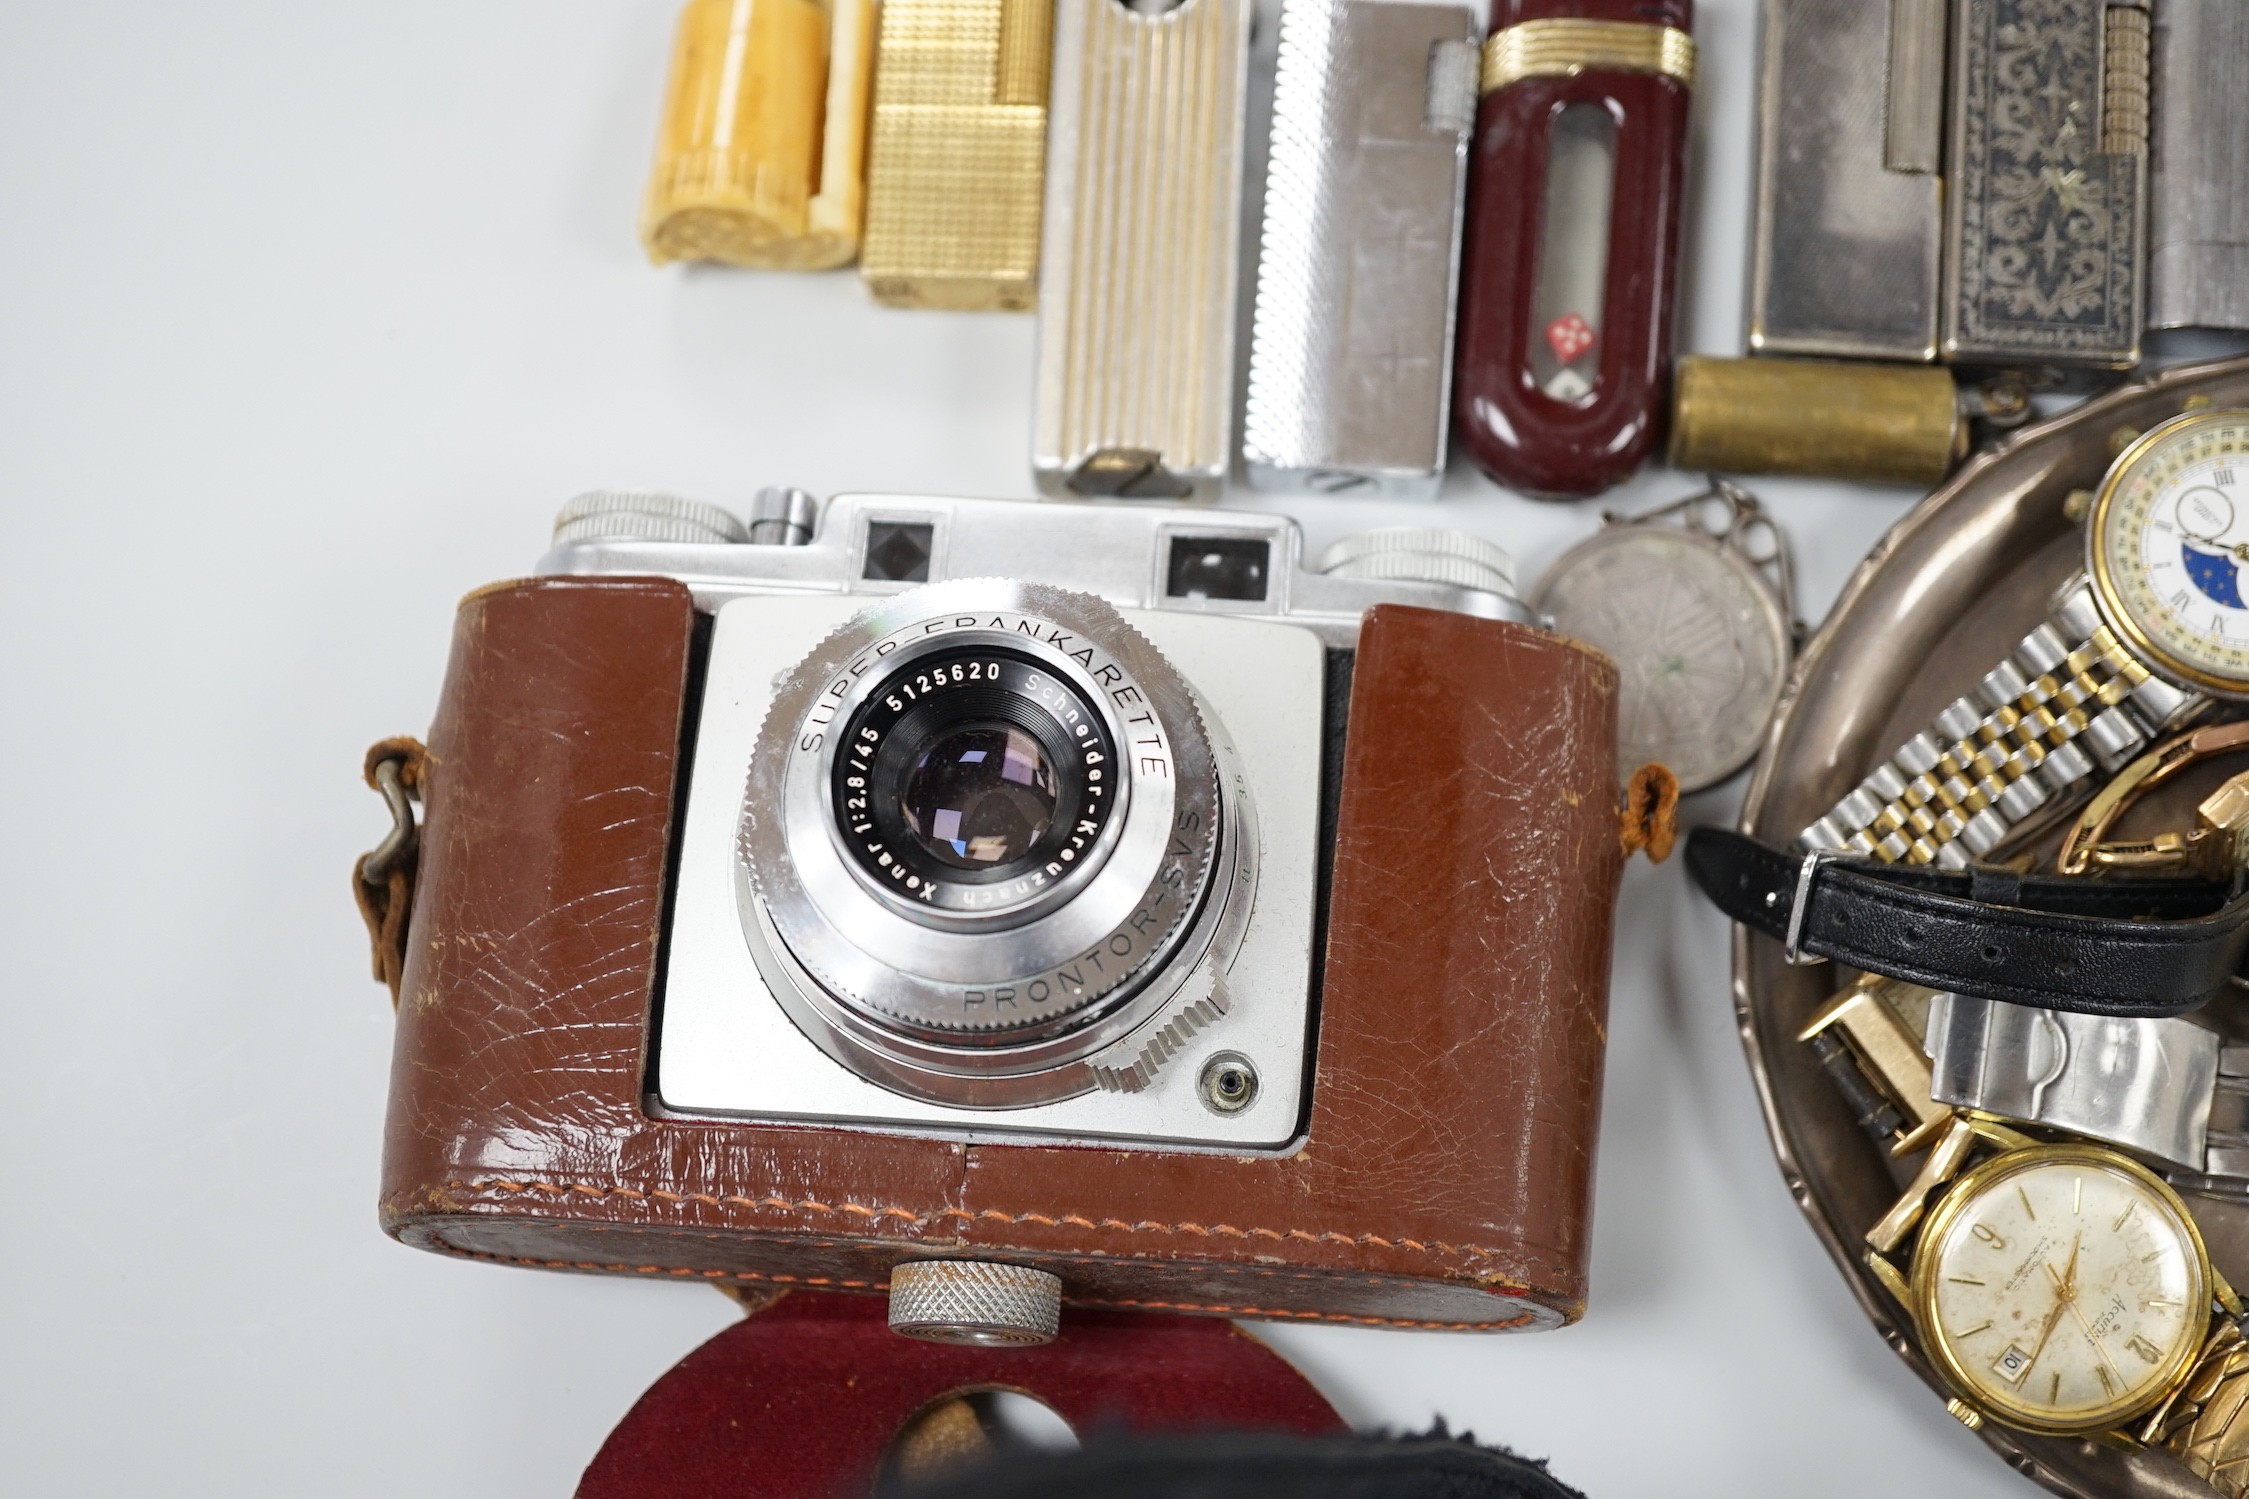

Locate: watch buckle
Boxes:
[1784,848,1836,966]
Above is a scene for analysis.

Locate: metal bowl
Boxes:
[1736,357,2249,1499]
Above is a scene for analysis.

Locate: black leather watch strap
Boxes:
[1687,827,2247,1016]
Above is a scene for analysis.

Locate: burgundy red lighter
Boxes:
[1453,2,1695,498]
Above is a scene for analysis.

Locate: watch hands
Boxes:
[2058,1266,2126,1394]
[2019,1234,2084,1382]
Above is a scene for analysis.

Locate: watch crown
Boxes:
[2063,488,2095,525]
[2184,394,2216,414]
[2108,425,2144,460]
[1945,1397,1986,1431]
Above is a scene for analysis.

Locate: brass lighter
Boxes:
[640,0,875,270]
[1749,0,2149,369]
[1033,0,1254,501]
[859,0,1054,310]
[1669,356,1966,486]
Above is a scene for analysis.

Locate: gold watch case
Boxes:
[1909,1141,2214,1437]
[2088,407,2249,700]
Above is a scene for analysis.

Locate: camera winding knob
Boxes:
[888,1260,1064,1347]
[1314,527,1519,598]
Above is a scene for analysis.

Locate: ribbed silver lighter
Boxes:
[1033,0,1255,502]
[2147,0,2249,332]
[1242,0,1479,497]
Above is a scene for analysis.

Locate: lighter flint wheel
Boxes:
[888,1260,1063,1347]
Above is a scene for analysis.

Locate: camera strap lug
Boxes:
[354,737,427,1006]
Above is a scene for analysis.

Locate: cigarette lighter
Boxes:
[1942,0,2147,368]
[859,0,1054,310]
[2147,0,2249,333]
[641,0,875,270]
[1242,0,1482,498]
[1745,0,1946,361]
[1749,0,2151,369]
[1669,356,1968,486]
[1033,0,1254,501]
[1453,1,1696,500]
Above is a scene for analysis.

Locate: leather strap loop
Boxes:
[1687,827,2247,1016]
[354,736,428,1006]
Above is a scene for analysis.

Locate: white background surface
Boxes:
[0,1,2133,1493]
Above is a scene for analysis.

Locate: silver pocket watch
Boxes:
[1531,479,1800,792]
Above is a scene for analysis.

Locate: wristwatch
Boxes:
[1803,405,2249,868]
[1865,1113,2249,1490]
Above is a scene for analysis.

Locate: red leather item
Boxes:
[575,1291,1344,1499]
[1454,0,1693,498]
[381,578,1624,1329]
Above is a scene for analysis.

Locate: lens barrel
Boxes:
[737,580,1244,1106]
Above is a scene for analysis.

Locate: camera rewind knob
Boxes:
[888,1260,1063,1347]
[552,490,749,546]
[1315,527,1518,598]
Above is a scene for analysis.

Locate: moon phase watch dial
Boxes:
[2092,409,2249,698]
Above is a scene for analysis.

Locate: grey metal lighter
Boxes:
[1746,0,1946,361]
[1242,0,1481,497]
[1032,0,1255,502]
[1749,0,2153,369]
[2148,0,2249,332]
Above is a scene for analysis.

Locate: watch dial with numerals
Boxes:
[1913,1147,2208,1435]
[2091,408,2249,696]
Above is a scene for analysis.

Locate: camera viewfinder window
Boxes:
[1166,536,1270,601]
[863,521,935,582]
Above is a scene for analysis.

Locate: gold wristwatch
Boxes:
[1866,1112,2249,1491]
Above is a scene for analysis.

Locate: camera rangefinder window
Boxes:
[1166,536,1271,601]
[833,647,1122,912]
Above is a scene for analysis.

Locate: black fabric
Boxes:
[1686,827,2249,1016]
[880,1429,1587,1499]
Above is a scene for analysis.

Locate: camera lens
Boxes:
[899,724,1057,870]
[832,646,1121,917]
[743,579,1238,1100]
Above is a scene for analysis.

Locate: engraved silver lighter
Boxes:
[2148,0,2249,332]
[1749,0,2152,369]
[1943,0,2147,368]
[1032,0,1255,502]
[1242,0,1480,497]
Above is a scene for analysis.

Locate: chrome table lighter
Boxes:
[1242,0,1481,497]
[1033,0,1255,501]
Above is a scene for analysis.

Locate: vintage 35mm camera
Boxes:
[377,489,1630,1339]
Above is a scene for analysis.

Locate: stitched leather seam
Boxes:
[428,1241,1541,1331]
[452,1176,1512,1262]
[419,1215,1525,1290]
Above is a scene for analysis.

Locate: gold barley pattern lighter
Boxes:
[860,0,1055,310]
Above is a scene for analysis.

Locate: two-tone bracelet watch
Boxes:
[1865,1113,2249,1490]
[1803,406,2249,868]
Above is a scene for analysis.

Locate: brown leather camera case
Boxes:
[381,576,1625,1329]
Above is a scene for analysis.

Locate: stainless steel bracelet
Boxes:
[1926,991,2249,1183]
[1800,578,2202,868]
